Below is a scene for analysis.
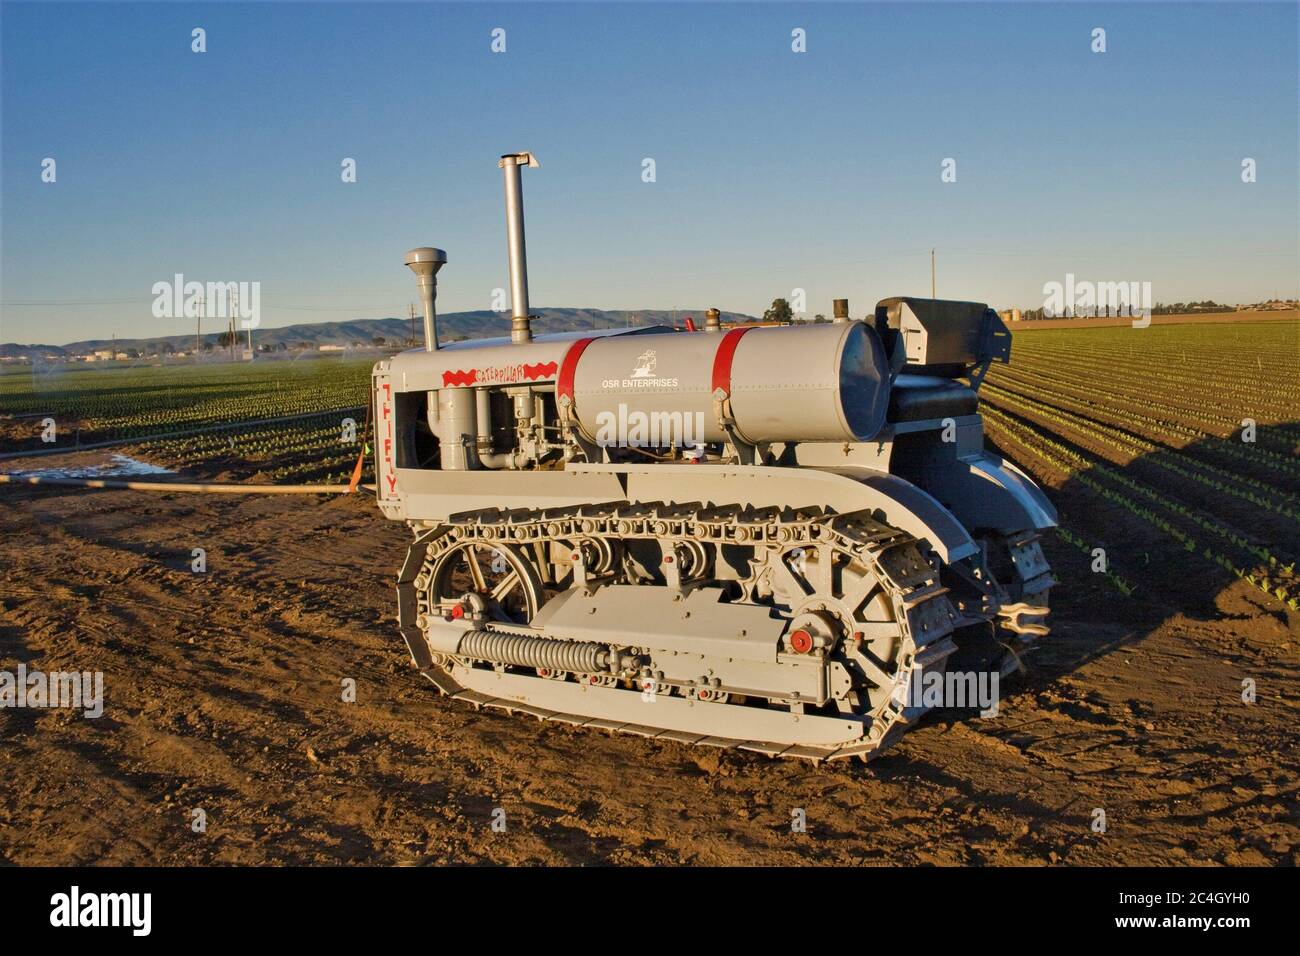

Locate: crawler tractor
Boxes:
[373,153,1055,761]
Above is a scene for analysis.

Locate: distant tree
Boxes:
[813,313,827,324]
[161,341,176,354]
[217,331,235,347]
[372,336,386,346]
[763,298,793,324]
[275,342,288,352]
[298,342,312,351]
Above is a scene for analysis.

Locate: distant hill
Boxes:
[0,308,758,361]
[0,343,70,360]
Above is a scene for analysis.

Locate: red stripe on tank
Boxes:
[557,337,598,406]
[710,327,753,397]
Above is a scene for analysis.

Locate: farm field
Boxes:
[1006,307,1298,330]
[0,321,1297,866]
[982,320,1300,613]
[0,356,373,484]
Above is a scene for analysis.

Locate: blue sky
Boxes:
[1,1,1296,344]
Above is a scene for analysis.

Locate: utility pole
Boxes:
[196,293,204,358]
[229,287,238,360]
[409,303,416,346]
[931,248,936,299]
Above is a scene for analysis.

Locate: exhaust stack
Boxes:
[833,299,850,324]
[404,247,447,351]
[500,151,539,344]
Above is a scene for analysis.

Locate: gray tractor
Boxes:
[372,153,1055,761]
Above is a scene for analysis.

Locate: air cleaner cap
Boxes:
[404,247,448,276]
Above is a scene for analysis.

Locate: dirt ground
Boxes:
[2,463,1296,867]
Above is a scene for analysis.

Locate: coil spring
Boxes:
[458,629,609,674]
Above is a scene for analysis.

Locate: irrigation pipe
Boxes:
[0,474,374,495]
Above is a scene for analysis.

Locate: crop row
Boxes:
[984,405,1297,609]
[1,358,373,448]
[988,362,1298,448]
[982,382,1300,520]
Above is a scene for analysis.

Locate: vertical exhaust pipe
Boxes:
[704,308,722,332]
[833,299,849,324]
[404,247,447,351]
[500,152,539,344]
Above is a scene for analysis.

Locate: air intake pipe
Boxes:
[404,247,447,351]
[500,151,540,344]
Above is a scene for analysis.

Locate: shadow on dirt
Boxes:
[943,416,1300,714]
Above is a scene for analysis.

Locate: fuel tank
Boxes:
[566,321,890,445]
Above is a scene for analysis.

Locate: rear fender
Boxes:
[919,452,1058,535]
[889,417,1058,536]
[967,454,1058,531]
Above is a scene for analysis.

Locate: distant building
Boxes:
[318,344,345,352]
[998,308,1022,323]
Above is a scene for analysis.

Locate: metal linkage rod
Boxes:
[0,474,373,494]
